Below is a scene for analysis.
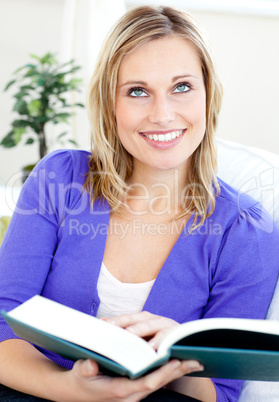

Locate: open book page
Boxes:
[7,295,159,374]
[157,317,279,357]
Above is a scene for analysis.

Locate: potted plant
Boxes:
[1,52,84,180]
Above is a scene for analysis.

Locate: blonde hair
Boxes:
[85,5,223,231]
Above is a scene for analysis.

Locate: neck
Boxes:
[125,161,189,217]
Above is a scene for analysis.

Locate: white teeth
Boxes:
[143,130,184,142]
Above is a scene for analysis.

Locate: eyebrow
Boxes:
[119,74,199,88]
[119,80,147,88]
[172,74,199,81]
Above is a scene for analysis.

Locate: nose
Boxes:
[148,96,175,127]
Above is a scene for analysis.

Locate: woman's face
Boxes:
[115,35,206,173]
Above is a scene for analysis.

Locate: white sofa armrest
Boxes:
[217,138,279,401]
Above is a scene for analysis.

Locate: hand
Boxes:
[61,312,204,401]
[103,311,179,350]
[63,357,203,402]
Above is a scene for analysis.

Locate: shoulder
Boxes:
[213,177,276,235]
[37,148,91,172]
[33,149,91,185]
[216,177,258,210]
[18,150,94,223]
[215,177,259,217]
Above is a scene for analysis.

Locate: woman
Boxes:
[0,6,278,402]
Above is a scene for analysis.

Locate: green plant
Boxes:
[1,52,84,161]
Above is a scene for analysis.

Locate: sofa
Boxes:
[217,138,279,401]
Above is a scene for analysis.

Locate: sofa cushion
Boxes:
[217,137,279,229]
[0,216,11,245]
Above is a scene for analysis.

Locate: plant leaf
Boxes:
[68,78,83,89]
[20,85,35,91]
[4,79,16,91]
[40,52,57,65]
[54,66,81,79]
[67,66,81,73]
[57,131,68,139]
[54,112,71,119]
[35,115,50,123]
[68,139,78,146]
[27,99,42,116]
[14,127,26,144]
[30,54,41,61]
[13,99,29,115]
[38,77,44,86]
[25,138,35,145]
[53,60,75,72]
[0,131,16,148]
[12,119,32,128]
[13,91,29,99]
[25,69,39,77]
[13,65,27,74]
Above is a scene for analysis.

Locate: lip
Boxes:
[140,129,185,135]
[139,129,186,150]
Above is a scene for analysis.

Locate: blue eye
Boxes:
[129,88,147,97]
[173,83,191,93]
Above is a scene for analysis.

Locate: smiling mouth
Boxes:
[140,129,186,143]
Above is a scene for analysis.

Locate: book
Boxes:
[3,295,279,381]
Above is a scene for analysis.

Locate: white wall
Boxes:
[0,0,279,185]
[0,0,67,185]
[193,10,279,155]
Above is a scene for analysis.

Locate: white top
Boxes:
[96,263,155,319]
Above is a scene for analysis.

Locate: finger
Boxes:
[122,359,204,401]
[104,359,203,400]
[72,359,99,379]
[103,311,154,328]
[126,316,178,339]
[104,312,178,348]
[142,359,204,391]
[148,327,174,350]
[104,312,177,337]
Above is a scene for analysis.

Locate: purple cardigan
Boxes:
[1,149,279,402]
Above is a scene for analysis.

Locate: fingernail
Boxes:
[86,360,94,375]
[171,360,182,369]
[148,340,156,349]
[107,319,117,325]
[185,361,204,372]
[127,326,138,334]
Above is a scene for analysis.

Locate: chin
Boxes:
[150,161,188,172]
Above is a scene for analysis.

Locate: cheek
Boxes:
[188,95,206,128]
[115,106,135,149]
[116,102,144,137]
[115,101,126,132]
